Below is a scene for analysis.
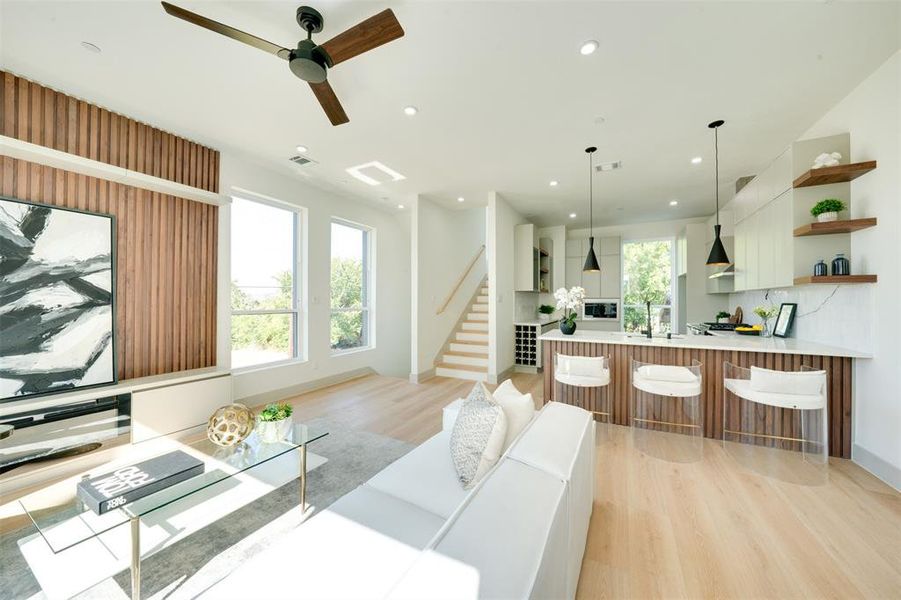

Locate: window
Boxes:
[231,197,301,369]
[330,219,372,352]
[622,239,674,334]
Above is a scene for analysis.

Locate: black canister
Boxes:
[831,253,850,276]
[814,259,828,277]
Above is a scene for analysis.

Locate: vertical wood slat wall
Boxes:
[0,71,219,381]
[543,340,853,458]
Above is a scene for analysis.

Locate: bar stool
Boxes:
[723,363,828,464]
[554,353,611,422]
[630,359,703,459]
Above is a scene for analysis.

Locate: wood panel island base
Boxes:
[541,331,867,458]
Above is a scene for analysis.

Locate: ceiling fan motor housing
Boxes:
[289,39,330,83]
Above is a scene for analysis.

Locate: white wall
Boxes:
[731,51,900,488]
[411,197,486,379]
[487,192,529,381]
[217,152,412,401]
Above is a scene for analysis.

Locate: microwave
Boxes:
[582,299,620,321]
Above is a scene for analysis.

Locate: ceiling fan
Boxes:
[161,2,404,126]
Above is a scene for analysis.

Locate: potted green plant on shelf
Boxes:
[554,286,585,335]
[753,305,779,338]
[538,304,556,323]
[810,198,845,223]
[716,310,731,324]
[256,402,294,443]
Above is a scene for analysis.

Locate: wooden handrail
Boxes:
[436,245,486,315]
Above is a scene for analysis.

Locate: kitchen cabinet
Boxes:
[565,257,583,290]
[600,257,621,298]
[564,236,621,298]
[514,224,539,292]
[600,236,621,256]
[734,220,747,291]
[565,239,583,258]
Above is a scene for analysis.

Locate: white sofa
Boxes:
[202,400,596,600]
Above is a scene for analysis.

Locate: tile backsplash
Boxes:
[729,284,872,354]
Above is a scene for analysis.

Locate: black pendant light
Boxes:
[706,119,731,266]
[583,146,601,272]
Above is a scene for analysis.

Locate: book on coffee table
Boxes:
[76,450,204,515]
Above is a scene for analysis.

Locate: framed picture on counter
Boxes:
[773,303,797,338]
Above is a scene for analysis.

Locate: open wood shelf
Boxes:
[793,218,877,237]
[793,161,877,188]
[793,275,877,285]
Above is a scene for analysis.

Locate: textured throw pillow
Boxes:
[492,379,536,451]
[450,382,507,489]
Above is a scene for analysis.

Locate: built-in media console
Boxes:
[0,393,131,474]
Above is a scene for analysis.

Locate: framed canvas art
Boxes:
[773,303,798,338]
[0,197,117,401]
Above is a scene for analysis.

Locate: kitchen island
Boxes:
[540,330,868,458]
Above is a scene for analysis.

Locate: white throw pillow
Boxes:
[450,382,507,489]
[637,365,698,383]
[750,366,826,396]
[492,379,536,451]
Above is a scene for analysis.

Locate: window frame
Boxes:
[229,192,307,372]
[329,217,375,355]
[621,236,677,335]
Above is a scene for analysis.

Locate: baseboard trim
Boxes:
[238,368,375,408]
[488,366,516,385]
[409,368,436,384]
[852,443,901,491]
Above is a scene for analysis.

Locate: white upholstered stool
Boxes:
[554,353,611,421]
[723,363,828,463]
[630,359,703,439]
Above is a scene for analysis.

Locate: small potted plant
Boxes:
[753,305,779,338]
[716,310,731,324]
[538,304,555,323]
[810,198,845,223]
[256,402,294,443]
[554,286,585,335]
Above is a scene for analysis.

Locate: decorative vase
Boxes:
[814,259,828,277]
[257,417,292,443]
[207,403,255,447]
[816,212,838,223]
[560,319,577,335]
[761,319,773,338]
[538,313,550,323]
[831,253,850,276]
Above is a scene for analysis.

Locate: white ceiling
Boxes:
[1,1,899,227]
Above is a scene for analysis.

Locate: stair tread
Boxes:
[452,341,488,347]
[444,351,488,359]
[437,363,488,373]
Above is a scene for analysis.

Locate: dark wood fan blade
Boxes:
[309,81,349,126]
[161,1,291,59]
[319,9,404,66]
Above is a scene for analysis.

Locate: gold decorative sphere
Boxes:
[207,403,255,447]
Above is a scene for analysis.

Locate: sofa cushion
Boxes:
[202,486,444,600]
[386,459,569,600]
[450,382,507,489]
[493,379,537,451]
[366,431,469,519]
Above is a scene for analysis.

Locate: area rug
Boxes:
[2,418,415,600]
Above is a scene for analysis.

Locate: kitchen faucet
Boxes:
[644,301,652,339]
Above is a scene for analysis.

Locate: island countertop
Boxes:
[539,329,869,358]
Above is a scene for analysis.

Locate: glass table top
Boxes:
[17,422,328,554]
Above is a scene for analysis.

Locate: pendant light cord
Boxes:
[588,151,593,237]
[714,126,720,227]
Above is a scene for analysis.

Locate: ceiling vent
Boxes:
[289,155,317,166]
[595,161,623,172]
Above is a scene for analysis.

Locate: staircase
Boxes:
[435,280,490,382]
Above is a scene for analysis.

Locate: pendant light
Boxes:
[583,146,600,272]
[706,119,731,266]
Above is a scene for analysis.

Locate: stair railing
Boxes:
[436,244,486,315]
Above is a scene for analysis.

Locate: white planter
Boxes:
[538,313,551,323]
[256,418,293,443]
[816,212,838,223]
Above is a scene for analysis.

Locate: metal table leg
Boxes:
[300,443,307,513]
[130,516,141,600]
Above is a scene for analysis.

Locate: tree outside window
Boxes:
[622,239,673,334]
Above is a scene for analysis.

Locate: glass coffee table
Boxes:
[16,422,327,600]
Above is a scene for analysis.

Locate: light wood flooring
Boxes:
[282,372,901,599]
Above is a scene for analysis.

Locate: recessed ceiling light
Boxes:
[296,145,308,154]
[81,41,101,54]
[569,213,577,219]
[549,180,558,187]
[457,197,465,202]
[580,40,599,55]
[669,200,679,206]
[691,156,703,164]
[345,161,406,186]
[397,204,405,209]
[403,106,418,116]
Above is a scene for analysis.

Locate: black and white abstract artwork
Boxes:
[0,197,116,400]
